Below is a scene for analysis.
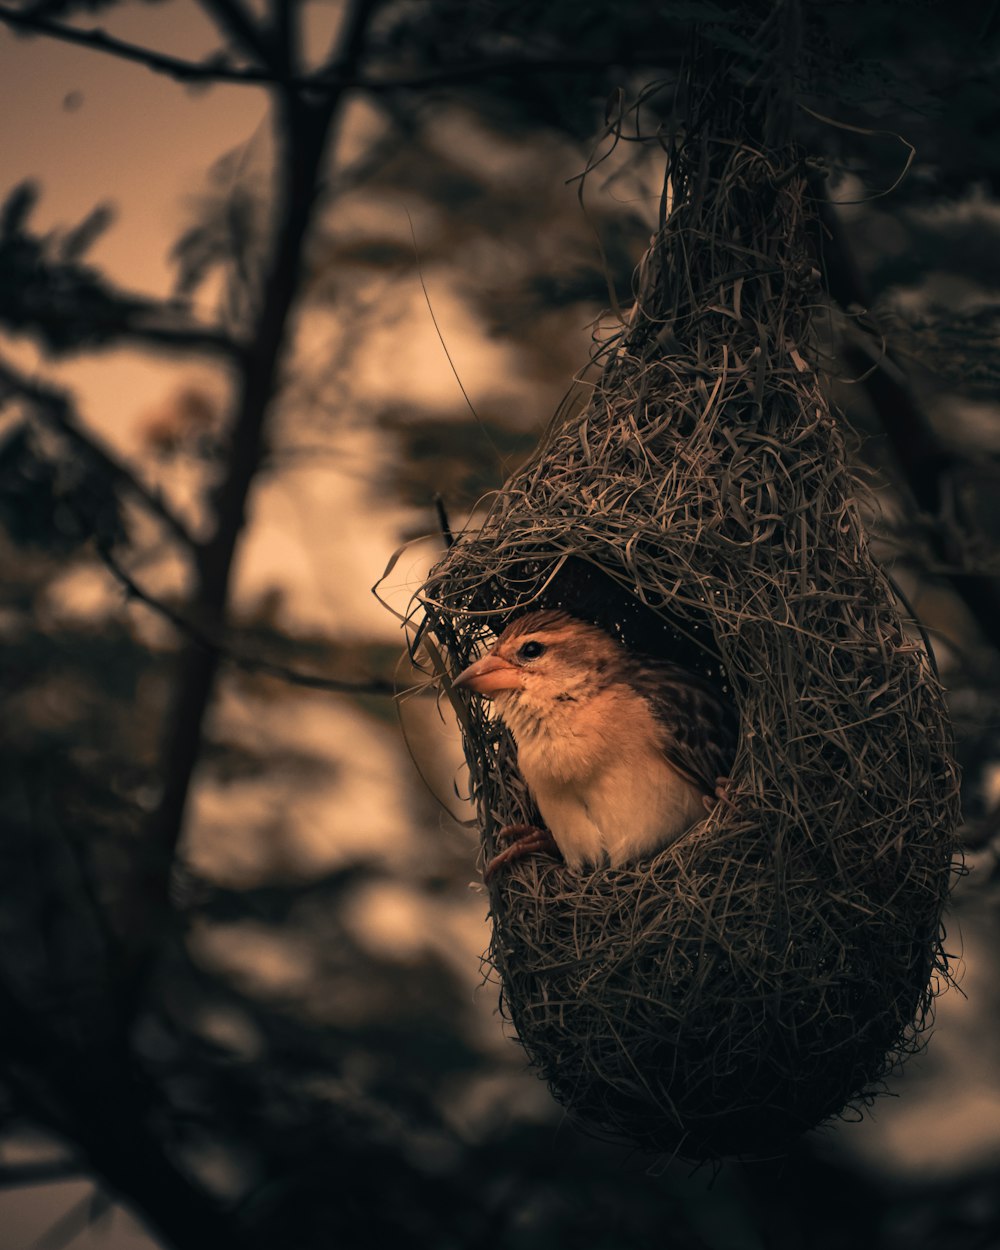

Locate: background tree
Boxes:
[0,2,999,1248]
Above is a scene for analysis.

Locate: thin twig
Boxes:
[0,7,659,92]
[0,3,254,83]
[200,0,276,67]
[99,543,396,696]
[433,493,454,548]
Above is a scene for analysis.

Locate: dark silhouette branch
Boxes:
[99,543,396,696]
[267,0,295,75]
[0,357,197,551]
[0,6,652,92]
[814,182,1000,656]
[103,316,242,357]
[0,3,255,84]
[142,0,384,961]
[200,0,277,69]
[433,492,454,549]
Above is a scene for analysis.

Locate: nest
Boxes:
[416,109,961,1160]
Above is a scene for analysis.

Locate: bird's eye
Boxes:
[518,640,546,660]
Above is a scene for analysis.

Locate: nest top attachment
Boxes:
[419,129,961,1159]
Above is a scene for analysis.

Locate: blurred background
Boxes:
[1,2,1000,1247]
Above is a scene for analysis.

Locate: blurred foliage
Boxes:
[1,1,1000,1249]
[0,421,128,550]
[0,181,140,353]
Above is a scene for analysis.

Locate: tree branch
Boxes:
[104,316,241,357]
[99,542,396,696]
[0,7,654,92]
[266,0,296,77]
[0,4,254,84]
[141,0,384,964]
[199,0,276,70]
[0,357,197,551]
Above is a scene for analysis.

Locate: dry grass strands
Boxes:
[416,118,961,1159]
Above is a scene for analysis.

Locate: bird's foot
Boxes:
[703,776,733,814]
[484,823,561,882]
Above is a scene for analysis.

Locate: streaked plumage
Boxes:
[454,610,737,874]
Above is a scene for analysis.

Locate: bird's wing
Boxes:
[632,662,738,795]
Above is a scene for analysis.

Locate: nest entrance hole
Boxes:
[460,551,735,707]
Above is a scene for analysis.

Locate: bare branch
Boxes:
[0,357,197,551]
[0,3,253,84]
[99,543,396,696]
[0,7,654,93]
[199,0,276,69]
[433,493,454,549]
[266,0,296,75]
[108,317,241,357]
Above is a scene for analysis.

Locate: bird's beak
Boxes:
[453,653,523,698]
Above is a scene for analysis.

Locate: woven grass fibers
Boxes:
[418,126,961,1160]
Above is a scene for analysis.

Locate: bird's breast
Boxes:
[509,688,707,870]
[580,752,706,865]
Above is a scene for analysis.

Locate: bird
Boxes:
[453,610,737,879]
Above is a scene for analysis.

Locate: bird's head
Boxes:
[453,611,622,711]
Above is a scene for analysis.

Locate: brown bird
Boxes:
[454,610,737,878]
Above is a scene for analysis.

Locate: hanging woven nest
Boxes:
[415,102,961,1160]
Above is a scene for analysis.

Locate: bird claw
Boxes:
[484,824,561,882]
[703,776,732,814]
